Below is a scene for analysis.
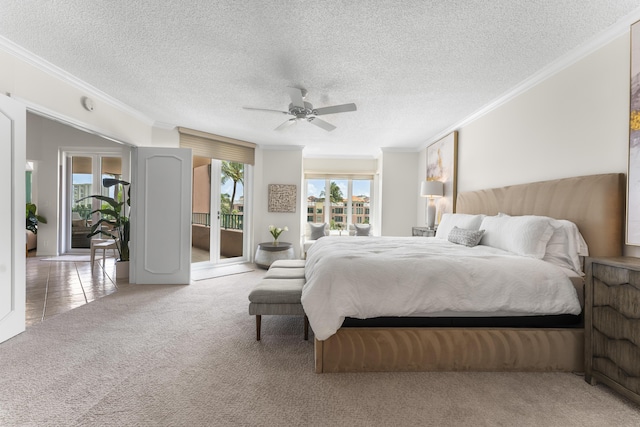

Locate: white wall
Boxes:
[457,34,629,192]
[380,150,419,236]
[26,113,129,256]
[253,147,304,258]
[0,48,156,147]
[436,33,638,255]
[304,157,378,175]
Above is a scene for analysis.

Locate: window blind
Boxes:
[305,173,374,180]
[178,127,256,165]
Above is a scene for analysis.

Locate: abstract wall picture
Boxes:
[268,184,297,213]
[629,20,640,245]
[427,131,458,222]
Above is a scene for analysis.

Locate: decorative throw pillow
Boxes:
[354,224,371,236]
[447,226,485,247]
[309,223,327,240]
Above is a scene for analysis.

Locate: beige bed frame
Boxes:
[314,173,625,373]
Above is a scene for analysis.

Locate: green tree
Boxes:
[221,161,243,214]
[220,193,231,215]
[320,181,344,204]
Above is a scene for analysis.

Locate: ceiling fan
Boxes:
[242,87,357,132]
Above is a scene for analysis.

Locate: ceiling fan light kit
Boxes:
[243,87,356,132]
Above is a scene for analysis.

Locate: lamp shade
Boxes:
[420,180,444,197]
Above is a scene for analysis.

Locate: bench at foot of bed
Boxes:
[248,260,309,341]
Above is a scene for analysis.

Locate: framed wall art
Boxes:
[629,20,640,245]
[268,184,297,213]
[427,131,458,223]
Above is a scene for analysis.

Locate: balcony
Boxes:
[192,213,244,259]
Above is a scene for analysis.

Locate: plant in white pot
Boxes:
[78,178,130,274]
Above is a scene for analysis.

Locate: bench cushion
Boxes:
[270,259,306,268]
[248,278,305,304]
[264,267,305,279]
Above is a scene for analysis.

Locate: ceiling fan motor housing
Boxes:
[289,101,315,118]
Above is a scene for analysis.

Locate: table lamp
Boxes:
[420,180,444,229]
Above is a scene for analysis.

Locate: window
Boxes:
[305,176,373,231]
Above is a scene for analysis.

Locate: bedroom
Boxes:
[1,2,640,424]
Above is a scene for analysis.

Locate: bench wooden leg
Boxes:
[256,315,261,341]
[304,315,309,341]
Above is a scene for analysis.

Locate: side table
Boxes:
[412,226,436,237]
[255,242,295,269]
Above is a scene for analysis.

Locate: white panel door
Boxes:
[0,95,26,344]
[132,147,192,284]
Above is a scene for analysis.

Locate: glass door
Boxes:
[191,157,247,265]
[67,153,122,252]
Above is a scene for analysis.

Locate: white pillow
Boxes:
[544,219,588,274]
[479,215,554,258]
[435,214,485,240]
[498,213,588,273]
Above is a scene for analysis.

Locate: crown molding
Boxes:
[260,144,305,151]
[0,35,155,126]
[420,6,640,150]
[11,94,134,146]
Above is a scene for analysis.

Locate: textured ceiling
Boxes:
[1,1,640,157]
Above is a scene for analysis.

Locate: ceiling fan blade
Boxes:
[275,119,296,131]
[313,103,357,115]
[243,106,289,114]
[287,87,305,108]
[307,117,336,132]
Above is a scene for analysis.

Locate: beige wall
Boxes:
[253,147,304,258]
[0,48,156,147]
[430,33,637,255]
[380,150,419,236]
[456,33,629,192]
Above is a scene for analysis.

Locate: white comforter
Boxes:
[301,236,581,341]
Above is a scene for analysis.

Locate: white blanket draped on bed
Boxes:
[302,236,582,341]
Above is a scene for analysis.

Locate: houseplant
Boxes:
[26,203,47,234]
[78,178,130,262]
[268,225,288,245]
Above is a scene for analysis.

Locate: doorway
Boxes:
[191,156,248,265]
[63,150,127,254]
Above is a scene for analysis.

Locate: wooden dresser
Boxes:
[584,257,640,405]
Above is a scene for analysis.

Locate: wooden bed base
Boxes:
[315,328,584,373]
[313,173,624,373]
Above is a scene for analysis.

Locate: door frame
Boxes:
[60,148,130,254]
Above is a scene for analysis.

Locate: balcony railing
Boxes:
[192,212,243,230]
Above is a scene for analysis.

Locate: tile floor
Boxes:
[25,253,131,327]
[25,246,230,327]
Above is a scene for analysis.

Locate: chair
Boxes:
[90,238,118,272]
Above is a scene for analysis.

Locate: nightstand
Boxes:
[412,227,435,237]
[584,256,640,405]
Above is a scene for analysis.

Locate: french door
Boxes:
[64,151,126,253]
[191,157,249,266]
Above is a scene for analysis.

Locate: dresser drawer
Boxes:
[588,260,640,398]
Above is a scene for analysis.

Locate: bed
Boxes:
[306,173,625,373]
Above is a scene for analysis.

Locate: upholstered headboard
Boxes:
[456,173,625,257]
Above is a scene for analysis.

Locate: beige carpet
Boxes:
[1,268,639,426]
[191,262,254,281]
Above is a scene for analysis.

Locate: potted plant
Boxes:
[26,203,47,234]
[78,178,130,267]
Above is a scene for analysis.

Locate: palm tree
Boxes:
[319,181,344,204]
[221,161,244,214]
